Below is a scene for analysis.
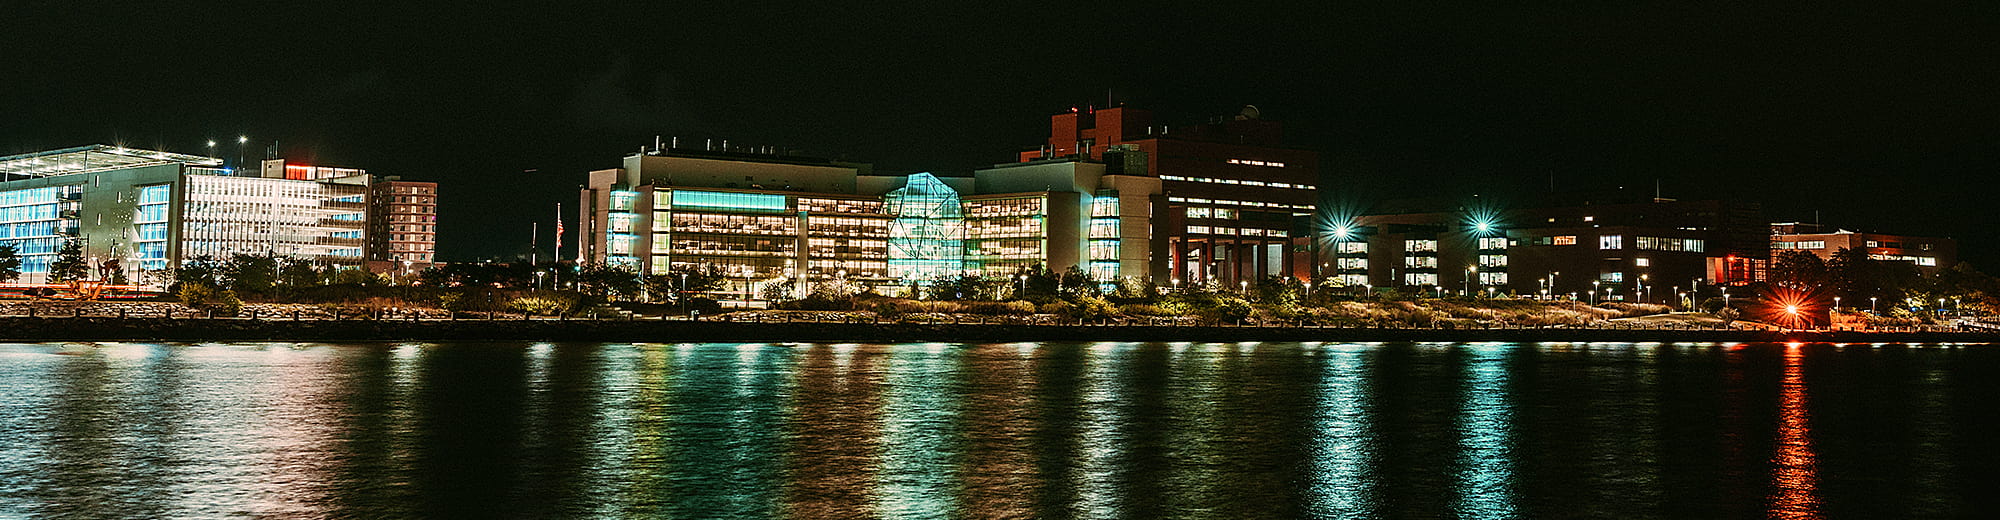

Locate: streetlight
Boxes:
[1240,280,1249,296]
[1871,296,1878,314]
[680,273,690,318]
[236,135,249,172]
[1465,264,1475,298]
[1833,296,1841,313]
[1020,274,1030,298]
[1591,280,1600,306]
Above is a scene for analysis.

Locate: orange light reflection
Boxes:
[1768,344,1820,519]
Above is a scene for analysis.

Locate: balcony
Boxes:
[315,237,365,247]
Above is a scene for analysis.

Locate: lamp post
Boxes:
[1465,264,1475,298]
[1240,280,1249,296]
[1871,296,1878,314]
[535,270,545,290]
[1020,274,1031,298]
[236,135,249,173]
[1591,280,1600,306]
[680,273,689,318]
[1833,296,1841,313]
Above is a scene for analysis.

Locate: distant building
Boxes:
[577,144,1160,302]
[1347,195,1766,302]
[1018,105,1319,285]
[1770,222,1955,272]
[0,145,368,285]
[367,177,439,274]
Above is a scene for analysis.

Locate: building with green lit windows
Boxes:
[578,144,1162,302]
[0,145,370,286]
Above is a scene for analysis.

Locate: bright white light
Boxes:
[206,140,216,147]
[237,136,248,144]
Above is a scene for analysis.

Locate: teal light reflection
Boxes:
[1308,344,1376,518]
[1455,344,1517,518]
[875,344,964,519]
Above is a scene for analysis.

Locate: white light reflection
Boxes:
[1075,342,1137,518]
[875,344,962,518]
[1308,343,1375,518]
[1454,343,1517,518]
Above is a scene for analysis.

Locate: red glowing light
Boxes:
[1762,288,1819,330]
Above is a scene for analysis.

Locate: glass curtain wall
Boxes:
[884,173,964,281]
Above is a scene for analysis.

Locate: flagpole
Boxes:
[554,203,563,265]
[531,222,539,266]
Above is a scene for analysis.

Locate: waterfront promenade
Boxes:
[0,314,1990,344]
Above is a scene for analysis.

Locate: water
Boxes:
[2,341,1997,518]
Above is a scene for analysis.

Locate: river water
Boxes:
[0,341,1994,519]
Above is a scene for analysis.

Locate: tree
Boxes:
[643,265,729,304]
[1768,250,1828,291]
[223,253,279,298]
[0,245,20,283]
[172,255,225,292]
[46,239,87,283]
[575,262,642,300]
[279,261,326,290]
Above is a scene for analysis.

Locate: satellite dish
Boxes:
[1239,105,1262,120]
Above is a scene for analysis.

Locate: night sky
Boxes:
[6,2,1997,265]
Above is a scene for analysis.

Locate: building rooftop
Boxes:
[0,145,223,179]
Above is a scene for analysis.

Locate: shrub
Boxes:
[508,291,580,316]
[1058,296,1116,322]
[177,282,242,315]
[1199,297,1253,324]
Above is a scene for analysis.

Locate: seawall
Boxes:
[0,317,1992,344]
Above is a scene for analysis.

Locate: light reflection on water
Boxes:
[0,341,1991,518]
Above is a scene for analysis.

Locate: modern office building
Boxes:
[1345,195,1766,302]
[1770,222,1956,272]
[578,144,1161,301]
[0,145,370,285]
[367,177,439,272]
[1017,105,1319,285]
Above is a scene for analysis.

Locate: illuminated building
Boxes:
[1017,105,1319,285]
[367,177,439,271]
[1347,195,1766,300]
[1769,222,1955,272]
[578,144,1161,301]
[0,145,369,285]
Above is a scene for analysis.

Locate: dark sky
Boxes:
[6,2,1998,265]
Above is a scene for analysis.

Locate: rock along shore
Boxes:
[0,317,1993,344]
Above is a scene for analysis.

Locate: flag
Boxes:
[555,203,564,241]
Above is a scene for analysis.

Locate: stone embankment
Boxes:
[0,315,1993,344]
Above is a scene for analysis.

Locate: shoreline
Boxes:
[0,317,1992,344]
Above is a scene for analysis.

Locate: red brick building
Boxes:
[1017,105,1319,285]
[1770,222,1956,273]
[367,178,439,275]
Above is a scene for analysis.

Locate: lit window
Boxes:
[1552,236,1577,246]
[1636,257,1650,267]
[1599,235,1623,250]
